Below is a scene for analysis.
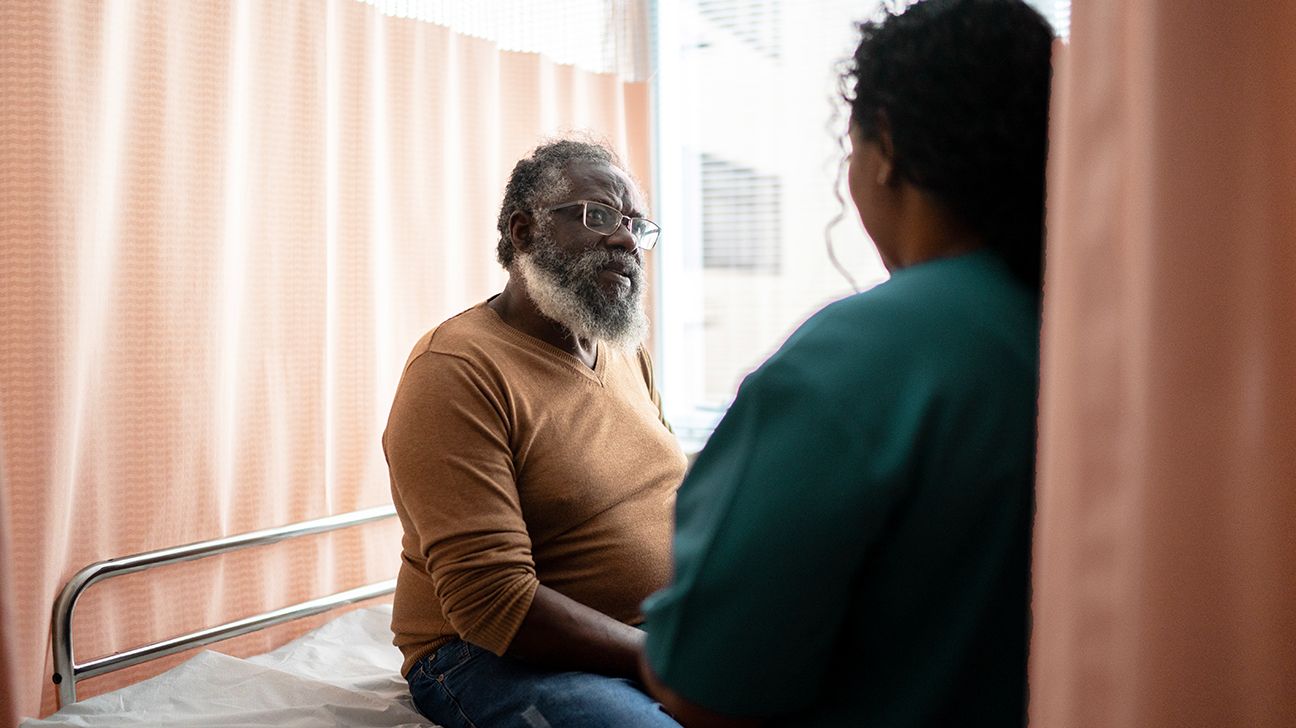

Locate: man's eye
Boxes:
[586,208,613,226]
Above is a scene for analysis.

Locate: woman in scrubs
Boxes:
[640,1,1055,725]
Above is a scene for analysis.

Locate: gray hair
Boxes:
[495,138,621,269]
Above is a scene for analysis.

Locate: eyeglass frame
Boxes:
[544,200,661,250]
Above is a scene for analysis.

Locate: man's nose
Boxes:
[604,220,638,252]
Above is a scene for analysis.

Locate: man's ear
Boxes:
[874,112,898,187]
[509,210,534,253]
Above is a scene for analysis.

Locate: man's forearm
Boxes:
[504,584,645,678]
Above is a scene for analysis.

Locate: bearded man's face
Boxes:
[514,160,650,351]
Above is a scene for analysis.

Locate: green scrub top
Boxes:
[643,250,1039,727]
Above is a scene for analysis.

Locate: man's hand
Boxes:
[505,584,645,679]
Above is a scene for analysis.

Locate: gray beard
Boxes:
[515,233,649,353]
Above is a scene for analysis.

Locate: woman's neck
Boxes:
[885,187,985,270]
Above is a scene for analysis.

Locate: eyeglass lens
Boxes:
[583,202,659,249]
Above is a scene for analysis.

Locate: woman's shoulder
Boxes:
[819,252,1034,335]
[759,252,1036,388]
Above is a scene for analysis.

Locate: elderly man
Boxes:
[384,139,686,728]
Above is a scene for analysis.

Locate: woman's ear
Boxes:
[509,210,533,253]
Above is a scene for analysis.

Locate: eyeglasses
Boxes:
[545,200,661,251]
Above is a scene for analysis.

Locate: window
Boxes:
[700,154,782,273]
[695,0,781,59]
[651,0,1070,449]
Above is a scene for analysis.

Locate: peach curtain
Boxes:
[1032,2,1296,726]
[0,0,651,720]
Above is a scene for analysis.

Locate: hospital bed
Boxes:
[24,506,438,727]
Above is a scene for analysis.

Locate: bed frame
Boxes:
[50,505,398,708]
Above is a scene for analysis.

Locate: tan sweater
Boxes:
[383,302,687,676]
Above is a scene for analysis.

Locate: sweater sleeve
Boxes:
[384,350,538,655]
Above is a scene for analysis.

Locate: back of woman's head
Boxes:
[844,0,1053,292]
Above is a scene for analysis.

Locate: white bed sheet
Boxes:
[23,605,439,728]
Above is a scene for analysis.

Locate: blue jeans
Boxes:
[406,638,681,728]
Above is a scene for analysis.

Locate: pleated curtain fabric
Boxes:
[10,0,1295,725]
[0,0,651,718]
[1031,2,1296,726]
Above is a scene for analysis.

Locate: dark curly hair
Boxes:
[495,138,621,269]
[843,0,1053,292]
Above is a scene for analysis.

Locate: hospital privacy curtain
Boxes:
[1031,1,1296,726]
[0,0,651,719]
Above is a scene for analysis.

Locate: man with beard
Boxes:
[383,139,687,728]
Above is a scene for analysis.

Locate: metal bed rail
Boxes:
[51,504,398,707]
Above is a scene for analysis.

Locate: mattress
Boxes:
[23,605,437,727]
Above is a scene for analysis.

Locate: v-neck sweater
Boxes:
[383,302,687,676]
